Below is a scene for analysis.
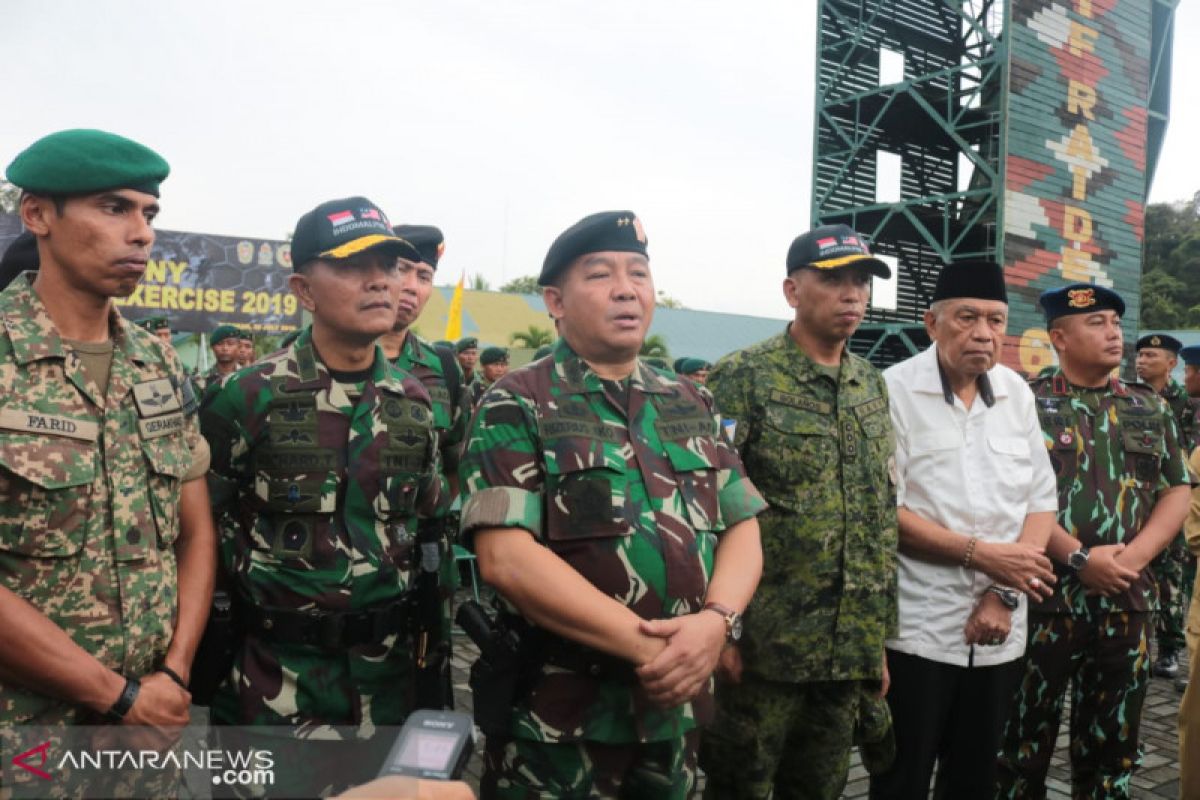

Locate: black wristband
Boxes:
[104,676,140,722]
[157,665,188,691]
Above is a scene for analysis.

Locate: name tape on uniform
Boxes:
[138,412,185,439]
[0,408,100,441]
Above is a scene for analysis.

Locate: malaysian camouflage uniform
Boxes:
[1149,378,1198,662]
[997,370,1192,800]
[391,330,469,707]
[201,326,441,792]
[459,338,766,799]
[0,276,200,793]
[699,327,898,800]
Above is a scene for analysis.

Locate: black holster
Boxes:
[455,601,527,738]
[188,589,238,706]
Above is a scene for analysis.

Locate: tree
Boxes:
[656,291,685,309]
[499,275,540,295]
[0,180,18,214]
[639,334,669,359]
[470,274,491,291]
[509,325,554,349]
[1142,197,1200,328]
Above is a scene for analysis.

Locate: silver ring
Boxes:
[1029,577,1041,589]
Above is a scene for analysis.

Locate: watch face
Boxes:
[1069,550,1088,570]
[729,615,743,642]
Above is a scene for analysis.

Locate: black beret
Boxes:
[786,224,890,278]
[932,260,1008,304]
[540,210,648,285]
[1039,283,1125,323]
[480,346,509,366]
[291,197,419,269]
[1180,345,1200,367]
[1135,334,1182,354]
[0,232,39,291]
[455,337,478,353]
[6,129,170,197]
[392,224,444,268]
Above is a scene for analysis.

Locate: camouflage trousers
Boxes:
[480,730,699,800]
[699,676,864,800]
[997,611,1151,800]
[1151,531,1195,655]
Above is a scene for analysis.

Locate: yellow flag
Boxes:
[444,272,465,340]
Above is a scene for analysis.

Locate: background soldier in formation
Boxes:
[997,285,1192,799]
[701,225,897,800]
[0,129,216,793]
[1136,333,1198,683]
[456,336,480,386]
[196,323,241,405]
[379,223,470,709]
[459,210,765,799]
[201,197,443,795]
[235,329,255,368]
[471,345,509,406]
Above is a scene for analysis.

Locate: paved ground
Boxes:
[448,590,1191,798]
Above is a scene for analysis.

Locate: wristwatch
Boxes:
[1067,546,1090,572]
[702,602,743,643]
[987,585,1020,610]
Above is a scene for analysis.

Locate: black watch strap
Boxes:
[104,677,140,722]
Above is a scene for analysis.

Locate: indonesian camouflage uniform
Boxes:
[459,339,766,800]
[391,331,469,707]
[997,370,1192,800]
[200,326,441,792]
[0,276,201,793]
[1149,378,1198,660]
[700,327,898,800]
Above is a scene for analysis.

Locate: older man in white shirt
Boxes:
[868,261,1059,800]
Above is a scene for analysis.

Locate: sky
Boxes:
[2,1,1197,320]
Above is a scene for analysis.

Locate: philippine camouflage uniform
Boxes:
[459,338,766,800]
[200,326,441,791]
[0,276,200,793]
[699,327,898,800]
[391,331,469,707]
[997,370,1192,800]
[1149,378,1198,660]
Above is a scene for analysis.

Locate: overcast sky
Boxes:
[3,1,1197,319]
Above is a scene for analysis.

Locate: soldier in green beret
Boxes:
[137,315,172,344]
[236,328,255,368]
[701,224,898,799]
[678,357,712,386]
[195,324,242,410]
[0,129,215,793]
[379,223,470,711]
[456,336,480,385]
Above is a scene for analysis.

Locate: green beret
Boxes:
[540,210,648,286]
[238,329,255,341]
[679,358,710,375]
[136,316,169,331]
[1135,333,1182,354]
[210,324,240,345]
[1039,283,1125,323]
[392,224,445,268]
[480,346,509,366]
[6,129,170,197]
[456,337,478,353]
[533,344,553,360]
[645,358,670,370]
[433,340,454,351]
[672,358,687,373]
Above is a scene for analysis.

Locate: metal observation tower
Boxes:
[812,0,1177,371]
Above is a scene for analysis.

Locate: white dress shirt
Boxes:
[883,344,1058,667]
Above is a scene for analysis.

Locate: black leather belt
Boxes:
[539,639,638,684]
[243,598,411,650]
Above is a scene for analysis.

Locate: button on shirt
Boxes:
[883,345,1058,666]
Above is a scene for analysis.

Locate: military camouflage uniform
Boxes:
[201,326,441,792]
[391,330,469,708]
[469,374,489,407]
[997,370,1192,800]
[699,326,898,800]
[1149,378,1198,661]
[459,339,766,799]
[0,276,200,792]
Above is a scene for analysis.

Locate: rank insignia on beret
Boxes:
[1067,288,1095,309]
[617,215,647,244]
[1151,336,1161,346]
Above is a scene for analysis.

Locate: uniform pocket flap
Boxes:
[142,436,191,479]
[987,436,1030,457]
[0,433,97,489]
[764,403,835,436]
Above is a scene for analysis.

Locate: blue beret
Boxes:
[540,210,648,285]
[392,224,444,268]
[1179,346,1200,367]
[1038,283,1125,323]
[6,129,169,197]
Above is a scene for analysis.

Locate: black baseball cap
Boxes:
[291,196,419,270]
[392,224,444,268]
[786,224,891,278]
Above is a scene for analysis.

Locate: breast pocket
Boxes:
[1121,421,1163,485]
[987,434,1033,508]
[662,437,723,532]
[142,435,190,549]
[0,435,96,558]
[761,403,836,486]
[253,464,341,567]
